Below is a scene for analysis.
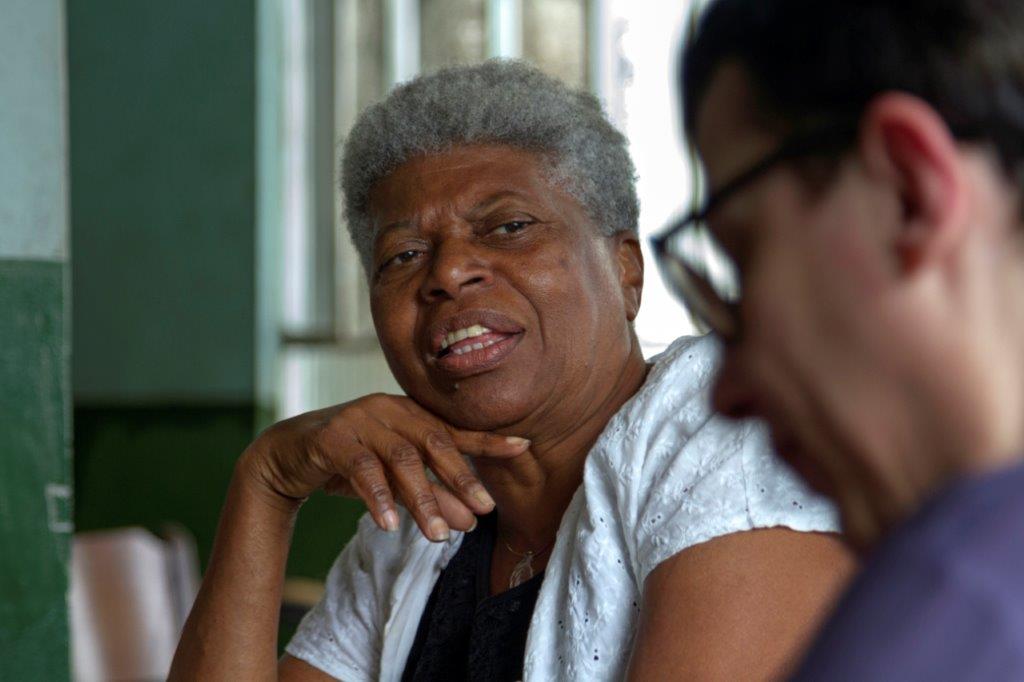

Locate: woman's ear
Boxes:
[614,233,644,321]
[858,93,969,275]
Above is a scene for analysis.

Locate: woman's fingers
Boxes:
[430,482,478,532]
[328,443,400,532]
[450,429,531,459]
[375,431,452,542]
[416,428,496,515]
[393,397,530,460]
[297,396,533,541]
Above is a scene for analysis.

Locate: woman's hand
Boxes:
[238,393,530,541]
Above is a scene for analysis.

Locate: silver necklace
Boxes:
[504,539,553,589]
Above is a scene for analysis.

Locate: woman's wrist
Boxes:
[233,449,307,518]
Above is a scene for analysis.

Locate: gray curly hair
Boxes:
[341,59,640,273]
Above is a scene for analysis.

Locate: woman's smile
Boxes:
[425,308,526,379]
[434,329,523,378]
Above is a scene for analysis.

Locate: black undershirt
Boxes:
[401,513,545,682]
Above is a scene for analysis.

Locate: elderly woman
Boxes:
[171,61,853,681]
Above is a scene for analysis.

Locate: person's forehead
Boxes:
[367,144,554,224]
[694,61,780,189]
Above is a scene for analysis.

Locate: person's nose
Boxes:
[419,239,492,303]
[711,348,759,420]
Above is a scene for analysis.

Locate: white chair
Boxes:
[70,525,199,682]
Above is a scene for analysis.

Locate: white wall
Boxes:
[0,0,69,261]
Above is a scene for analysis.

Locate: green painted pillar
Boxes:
[0,0,73,679]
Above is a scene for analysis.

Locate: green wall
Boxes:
[68,0,256,405]
[67,0,363,591]
[67,0,260,580]
[0,1,72,678]
[0,262,71,680]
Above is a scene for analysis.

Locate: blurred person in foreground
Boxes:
[657,0,1024,678]
[171,61,853,681]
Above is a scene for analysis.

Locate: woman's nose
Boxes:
[711,351,758,420]
[419,240,492,303]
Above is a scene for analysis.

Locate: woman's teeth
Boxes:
[450,337,501,356]
[440,325,492,350]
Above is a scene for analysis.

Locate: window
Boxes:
[421,0,488,72]
[605,0,709,354]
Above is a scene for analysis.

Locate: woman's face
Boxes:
[367,144,642,433]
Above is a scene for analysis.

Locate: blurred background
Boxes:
[2,0,707,679]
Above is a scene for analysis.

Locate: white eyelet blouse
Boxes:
[286,334,839,680]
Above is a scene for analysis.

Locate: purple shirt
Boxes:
[794,461,1024,681]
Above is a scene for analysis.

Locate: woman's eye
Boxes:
[378,249,422,274]
[490,221,531,236]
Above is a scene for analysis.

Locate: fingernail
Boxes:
[468,517,479,532]
[473,487,496,509]
[382,509,400,532]
[505,437,530,448]
[428,517,450,541]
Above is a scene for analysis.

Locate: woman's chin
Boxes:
[445,405,532,433]
[426,389,539,434]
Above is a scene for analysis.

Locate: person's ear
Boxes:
[858,93,969,274]
[613,233,644,321]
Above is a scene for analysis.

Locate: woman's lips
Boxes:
[434,331,522,378]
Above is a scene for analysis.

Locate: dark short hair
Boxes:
[681,0,1024,186]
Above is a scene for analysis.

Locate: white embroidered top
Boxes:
[285,334,839,681]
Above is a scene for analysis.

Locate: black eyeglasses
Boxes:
[651,122,860,341]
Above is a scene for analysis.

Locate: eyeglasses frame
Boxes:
[651,121,863,340]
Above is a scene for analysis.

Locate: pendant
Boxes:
[508,551,535,588]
